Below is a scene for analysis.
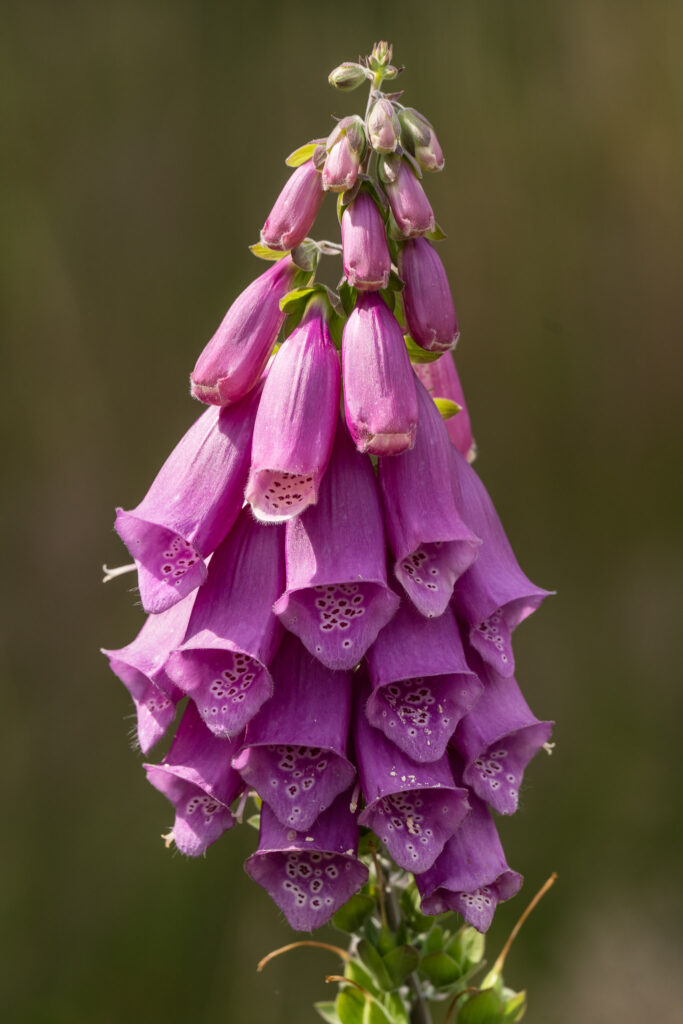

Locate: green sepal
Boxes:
[404,335,442,363]
[434,397,462,421]
[502,990,526,1022]
[446,927,486,974]
[336,989,365,1024]
[339,280,357,317]
[249,241,289,261]
[379,288,396,313]
[457,988,506,1024]
[346,959,381,996]
[279,285,320,316]
[384,992,410,1024]
[424,222,447,241]
[332,893,375,933]
[381,945,420,988]
[315,1001,343,1024]
[286,140,324,167]
[357,940,394,992]
[422,925,445,955]
[398,882,433,933]
[387,211,407,242]
[328,311,346,350]
[417,951,462,989]
[362,1000,393,1024]
[386,270,404,292]
[245,814,261,830]
[291,239,320,274]
[376,925,398,957]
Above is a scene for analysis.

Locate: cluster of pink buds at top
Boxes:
[105,42,552,937]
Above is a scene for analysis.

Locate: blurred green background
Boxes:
[2,1,682,1021]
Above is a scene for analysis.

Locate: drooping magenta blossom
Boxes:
[144,700,245,857]
[164,508,285,737]
[102,593,194,754]
[414,353,476,462]
[322,116,365,193]
[378,377,480,617]
[246,300,340,522]
[342,292,418,456]
[383,157,435,238]
[398,107,445,173]
[450,447,551,677]
[365,598,482,762]
[190,255,298,406]
[232,635,355,830]
[399,237,459,352]
[273,419,399,670]
[341,192,391,291]
[115,387,260,614]
[245,792,368,931]
[260,160,325,252]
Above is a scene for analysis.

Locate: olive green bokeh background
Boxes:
[2,1,682,1021]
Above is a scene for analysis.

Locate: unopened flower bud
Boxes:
[399,107,445,172]
[382,157,435,237]
[322,116,366,193]
[341,192,391,291]
[399,237,459,352]
[328,61,367,91]
[367,97,401,153]
[369,41,393,68]
[260,160,324,252]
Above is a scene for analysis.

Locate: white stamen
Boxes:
[161,829,175,849]
[349,782,361,814]
[102,562,137,583]
[543,742,556,755]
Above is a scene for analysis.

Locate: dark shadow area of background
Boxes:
[1,1,682,1021]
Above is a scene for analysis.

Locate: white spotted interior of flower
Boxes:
[241,744,354,831]
[473,748,517,804]
[259,471,315,518]
[145,691,172,714]
[376,678,456,760]
[458,885,494,912]
[314,584,366,633]
[364,788,463,872]
[185,793,222,823]
[204,652,256,712]
[400,546,441,593]
[193,649,269,737]
[281,850,351,912]
[469,743,524,814]
[470,609,513,671]
[160,535,200,585]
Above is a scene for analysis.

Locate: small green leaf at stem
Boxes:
[357,940,394,992]
[316,1002,344,1024]
[249,241,290,261]
[286,141,325,167]
[382,945,420,988]
[418,951,462,989]
[404,335,442,363]
[434,397,462,421]
[333,893,375,933]
[457,988,506,1024]
[424,222,447,241]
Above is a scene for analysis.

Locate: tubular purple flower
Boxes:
[450,448,551,677]
[260,160,325,252]
[245,792,369,932]
[342,293,418,456]
[273,419,399,669]
[355,682,470,872]
[383,158,435,238]
[366,599,482,763]
[232,635,355,830]
[115,388,261,614]
[102,594,194,754]
[414,354,476,462]
[164,508,285,738]
[416,790,522,932]
[399,238,459,352]
[246,301,341,522]
[378,378,480,617]
[453,650,553,815]
[190,255,298,406]
[398,107,445,173]
[322,116,366,193]
[341,192,391,291]
[144,700,245,857]
[367,97,401,153]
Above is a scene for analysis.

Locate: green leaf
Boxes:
[346,959,380,996]
[423,925,445,955]
[376,926,398,957]
[333,893,375,933]
[339,280,358,317]
[502,990,526,1022]
[357,940,394,992]
[433,397,462,421]
[386,270,404,292]
[362,1000,393,1024]
[417,951,462,989]
[291,239,320,273]
[379,288,396,312]
[279,286,319,314]
[248,241,289,261]
[424,222,447,241]
[384,992,410,1024]
[446,927,486,974]
[285,141,323,167]
[404,335,442,363]
[315,1001,343,1024]
[398,883,433,934]
[457,989,506,1024]
[336,989,365,1024]
[382,945,419,988]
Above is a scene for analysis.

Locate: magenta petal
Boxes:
[102,595,194,753]
[366,601,482,762]
[191,256,297,406]
[144,701,244,857]
[416,793,522,932]
[414,354,475,462]
[379,378,480,617]
[453,654,553,815]
[385,160,435,238]
[398,238,459,353]
[115,390,260,613]
[246,306,341,522]
[274,421,399,669]
[342,293,418,456]
[232,636,355,830]
[260,160,325,252]
[355,688,469,872]
[245,794,368,931]
[341,192,391,291]
[451,449,552,677]
[165,509,285,737]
